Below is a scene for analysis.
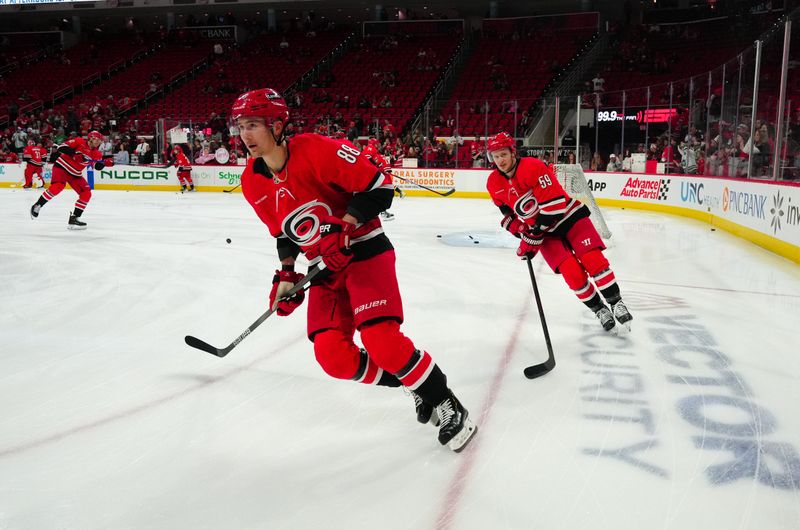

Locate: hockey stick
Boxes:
[185,266,323,357]
[223,183,241,193]
[522,256,556,379]
[391,174,455,197]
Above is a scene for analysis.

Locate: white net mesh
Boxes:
[553,164,612,239]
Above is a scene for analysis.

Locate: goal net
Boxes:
[553,164,612,239]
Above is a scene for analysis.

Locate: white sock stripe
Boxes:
[574,282,594,296]
[406,362,436,391]
[370,368,384,385]
[592,269,614,282]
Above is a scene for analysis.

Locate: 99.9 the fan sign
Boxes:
[596,110,621,122]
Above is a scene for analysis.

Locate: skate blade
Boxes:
[67,225,87,231]
[447,418,478,453]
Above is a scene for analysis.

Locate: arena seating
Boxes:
[127,29,348,131]
[436,14,597,139]
[0,34,150,112]
[290,31,462,136]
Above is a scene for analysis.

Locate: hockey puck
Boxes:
[226,238,232,244]
[710,228,716,232]
[473,240,479,244]
[436,234,442,238]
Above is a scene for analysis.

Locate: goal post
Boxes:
[553,164,612,239]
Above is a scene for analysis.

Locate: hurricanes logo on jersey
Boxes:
[513,190,540,220]
[282,200,332,246]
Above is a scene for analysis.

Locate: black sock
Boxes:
[585,293,605,312]
[411,364,449,406]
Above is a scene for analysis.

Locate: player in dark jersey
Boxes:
[486,132,632,332]
[30,130,106,230]
[232,88,477,452]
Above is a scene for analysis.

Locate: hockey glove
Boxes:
[269,270,306,316]
[501,214,525,236]
[93,160,105,170]
[516,230,543,259]
[318,216,354,272]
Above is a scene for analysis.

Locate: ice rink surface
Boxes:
[1,188,799,530]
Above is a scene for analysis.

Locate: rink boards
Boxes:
[1,162,798,263]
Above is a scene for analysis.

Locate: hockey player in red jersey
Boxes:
[29,130,105,230]
[232,88,477,452]
[361,137,404,221]
[21,139,46,189]
[486,132,632,332]
[171,145,194,192]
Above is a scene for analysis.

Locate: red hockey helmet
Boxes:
[87,130,104,142]
[229,88,289,129]
[172,145,183,154]
[367,137,379,147]
[487,132,515,153]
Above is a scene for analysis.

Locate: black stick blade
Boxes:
[185,335,227,357]
[439,188,456,197]
[523,358,556,379]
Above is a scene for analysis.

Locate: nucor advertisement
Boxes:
[93,165,241,189]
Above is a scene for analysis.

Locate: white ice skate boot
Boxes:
[611,300,633,331]
[594,305,616,333]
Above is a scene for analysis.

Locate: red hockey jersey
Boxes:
[22,145,46,167]
[361,145,390,172]
[173,151,192,172]
[486,157,589,235]
[241,134,393,264]
[54,138,102,177]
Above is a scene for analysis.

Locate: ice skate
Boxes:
[180,185,187,193]
[411,391,440,426]
[30,203,41,219]
[611,300,632,331]
[435,391,477,452]
[68,214,87,230]
[188,185,195,192]
[594,305,616,332]
[380,211,395,221]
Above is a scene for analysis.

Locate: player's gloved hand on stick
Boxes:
[269,270,306,316]
[501,214,526,236]
[93,160,105,170]
[318,216,354,272]
[516,229,543,259]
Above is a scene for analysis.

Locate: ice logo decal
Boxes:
[770,191,784,234]
[282,200,332,246]
[513,189,540,220]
